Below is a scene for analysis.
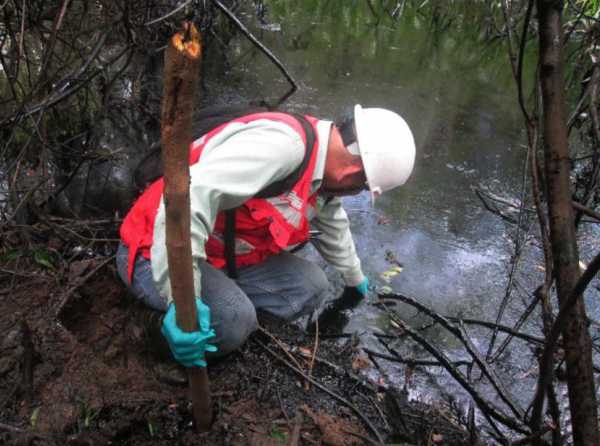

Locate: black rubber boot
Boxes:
[136,307,171,361]
[135,307,188,386]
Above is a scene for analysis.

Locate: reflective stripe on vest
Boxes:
[119,112,321,282]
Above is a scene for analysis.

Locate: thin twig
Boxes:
[380,293,525,420]
[254,338,385,445]
[291,346,345,376]
[210,0,297,107]
[447,316,546,346]
[0,268,41,278]
[573,60,600,227]
[362,347,471,368]
[362,392,390,431]
[380,305,528,434]
[1,32,109,126]
[0,422,24,433]
[510,424,554,445]
[38,0,71,85]
[573,199,600,223]
[517,0,536,124]
[1,176,51,226]
[489,286,542,362]
[257,326,306,373]
[305,317,318,390]
[486,142,532,361]
[18,0,25,61]
[389,304,529,434]
[145,0,193,26]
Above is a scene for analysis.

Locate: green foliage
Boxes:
[33,248,56,271]
[577,0,600,16]
[77,398,101,431]
[270,427,287,443]
[30,407,40,428]
[147,419,156,437]
[0,248,60,271]
[0,249,22,263]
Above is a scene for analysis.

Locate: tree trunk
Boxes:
[536,1,599,443]
[161,21,212,432]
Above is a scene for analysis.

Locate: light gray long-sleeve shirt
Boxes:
[150,118,365,303]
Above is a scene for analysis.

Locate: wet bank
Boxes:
[2,0,600,443]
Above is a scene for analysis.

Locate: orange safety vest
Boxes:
[119,112,321,283]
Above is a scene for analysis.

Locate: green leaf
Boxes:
[33,249,55,271]
[30,407,40,427]
[148,420,155,437]
[270,428,287,443]
[0,249,22,262]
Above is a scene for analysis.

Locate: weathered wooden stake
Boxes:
[161,21,212,432]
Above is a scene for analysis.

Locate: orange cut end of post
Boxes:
[171,22,201,59]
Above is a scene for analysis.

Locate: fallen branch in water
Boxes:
[363,347,471,368]
[379,293,525,421]
[377,293,529,435]
[509,424,555,445]
[474,187,534,225]
[446,316,546,346]
[488,287,543,362]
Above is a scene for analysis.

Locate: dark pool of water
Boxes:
[209,0,600,426]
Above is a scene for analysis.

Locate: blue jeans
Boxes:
[116,243,329,356]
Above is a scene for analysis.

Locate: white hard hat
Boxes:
[353,104,416,202]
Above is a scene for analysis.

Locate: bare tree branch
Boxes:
[210,0,297,107]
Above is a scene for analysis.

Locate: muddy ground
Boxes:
[0,241,472,446]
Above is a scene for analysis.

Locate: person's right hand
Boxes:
[161,298,218,367]
[308,281,370,332]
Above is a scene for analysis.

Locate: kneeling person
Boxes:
[116,105,416,366]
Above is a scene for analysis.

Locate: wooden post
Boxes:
[161,21,212,432]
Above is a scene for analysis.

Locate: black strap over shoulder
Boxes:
[224,113,317,278]
[254,113,316,198]
[134,103,269,191]
[224,208,238,279]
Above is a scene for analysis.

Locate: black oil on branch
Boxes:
[377,293,530,436]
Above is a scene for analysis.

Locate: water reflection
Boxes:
[218,0,549,413]
[213,1,530,320]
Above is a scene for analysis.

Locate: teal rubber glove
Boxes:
[356,277,369,297]
[161,298,218,368]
